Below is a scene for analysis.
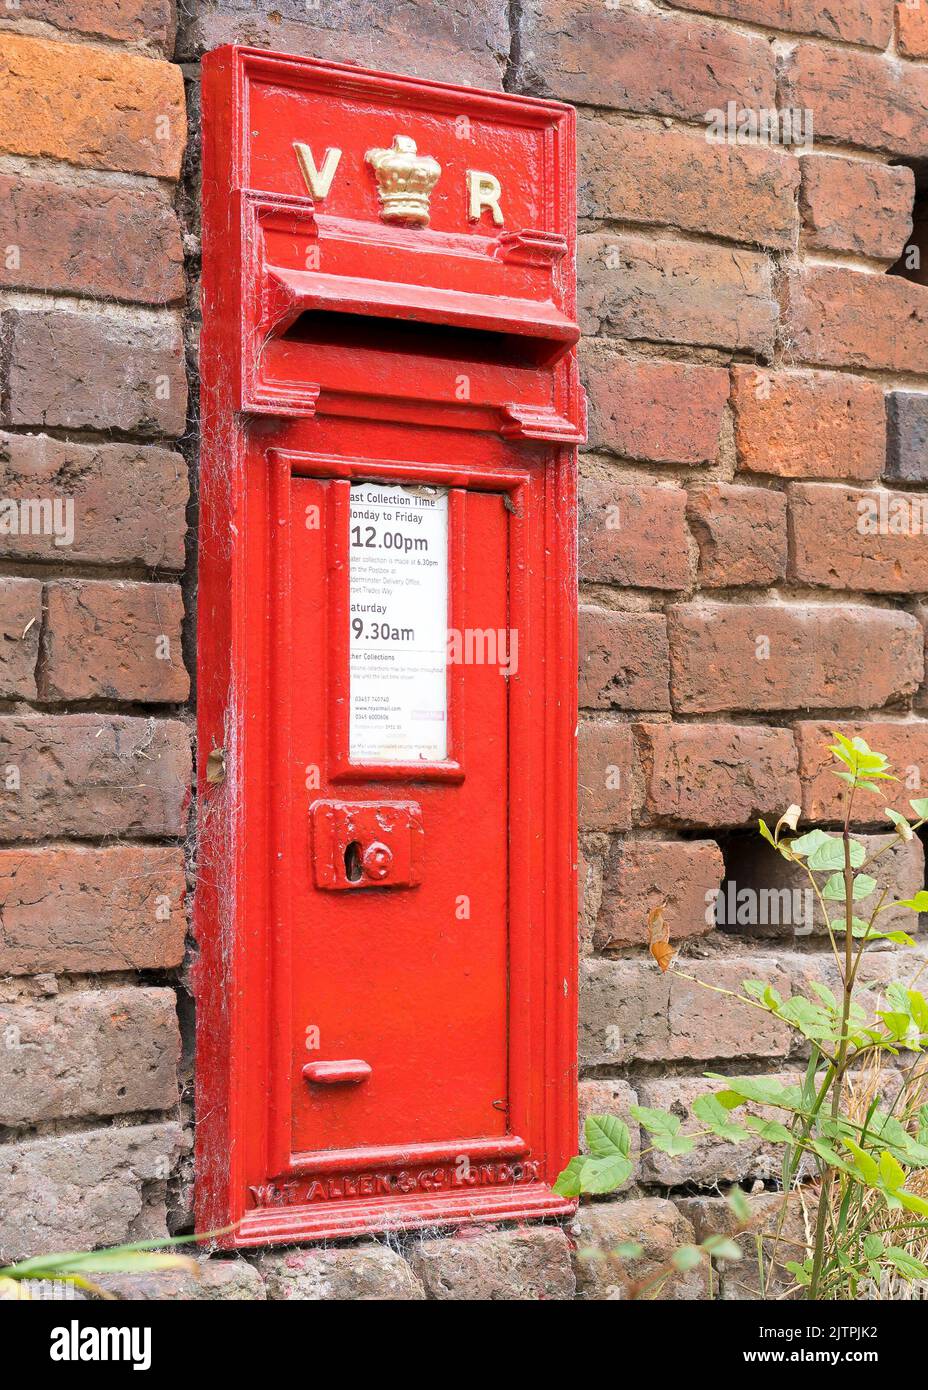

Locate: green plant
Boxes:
[558,731,928,1300]
[0,1233,217,1300]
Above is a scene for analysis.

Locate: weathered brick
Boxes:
[789,483,928,593]
[0,987,180,1126]
[521,0,775,119]
[687,484,787,588]
[42,580,189,703]
[256,1245,426,1300]
[0,434,188,570]
[796,719,928,822]
[0,577,41,698]
[96,1261,266,1301]
[583,344,728,466]
[179,0,508,88]
[579,234,776,355]
[572,1199,708,1301]
[668,602,922,713]
[579,719,633,832]
[579,478,691,590]
[579,1078,639,1161]
[887,391,928,483]
[594,838,723,949]
[579,116,798,249]
[0,845,186,975]
[781,42,928,160]
[897,0,928,56]
[636,722,801,828]
[722,832,924,939]
[409,1228,575,1300]
[800,156,914,262]
[0,1122,187,1263]
[0,714,190,841]
[731,367,886,482]
[0,34,185,178]
[579,607,670,712]
[19,0,177,53]
[638,1075,810,1187]
[784,267,928,375]
[678,1192,807,1301]
[3,309,187,436]
[0,175,184,304]
[579,841,603,956]
[665,0,893,46]
[580,954,793,1066]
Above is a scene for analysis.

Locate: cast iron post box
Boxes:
[195,46,584,1245]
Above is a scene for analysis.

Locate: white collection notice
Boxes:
[348,481,449,762]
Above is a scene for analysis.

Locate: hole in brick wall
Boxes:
[890,163,928,285]
[715,831,812,942]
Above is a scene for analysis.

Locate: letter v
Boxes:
[293,143,342,199]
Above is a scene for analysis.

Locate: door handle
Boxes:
[302,1059,372,1085]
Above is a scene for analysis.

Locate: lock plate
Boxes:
[310,799,424,890]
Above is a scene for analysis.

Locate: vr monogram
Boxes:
[293,133,504,228]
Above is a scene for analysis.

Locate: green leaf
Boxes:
[553,1157,586,1198]
[584,1113,630,1159]
[788,828,833,859]
[671,1245,703,1273]
[910,798,928,820]
[879,1150,906,1192]
[630,1105,695,1156]
[728,1187,751,1224]
[613,1241,644,1260]
[885,1248,928,1281]
[843,1139,881,1187]
[885,808,914,841]
[758,818,777,849]
[822,872,877,902]
[807,837,866,872]
[576,1154,634,1194]
[692,1093,752,1142]
[702,1235,743,1263]
[786,1260,812,1286]
[897,892,928,912]
[863,1234,884,1259]
[899,1190,928,1217]
[707,1075,801,1110]
[743,1114,793,1143]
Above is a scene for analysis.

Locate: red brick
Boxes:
[20,0,177,54]
[3,309,187,436]
[594,838,723,948]
[789,483,928,593]
[42,581,189,703]
[918,606,928,710]
[521,0,775,119]
[0,174,184,304]
[581,954,793,1065]
[0,845,186,975]
[0,434,188,571]
[0,34,185,178]
[579,607,670,712]
[784,266,928,374]
[887,391,928,484]
[0,577,41,698]
[796,718,928,821]
[178,0,508,89]
[636,722,801,828]
[781,43,928,160]
[665,0,893,46]
[583,344,728,466]
[800,156,914,262]
[730,368,886,482]
[579,234,776,355]
[668,602,922,713]
[0,715,190,841]
[579,477,691,590]
[579,116,798,249]
[573,1200,707,1301]
[687,484,786,588]
[0,987,179,1125]
[897,1,928,56]
[579,719,634,832]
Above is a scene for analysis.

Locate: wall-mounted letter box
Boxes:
[196,46,582,1245]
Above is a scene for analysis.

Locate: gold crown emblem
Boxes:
[365,135,441,227]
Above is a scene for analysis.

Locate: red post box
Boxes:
[195,46,584,1245]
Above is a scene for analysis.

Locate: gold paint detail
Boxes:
[467,169,505,226]
[365,135,441,226]
[293,143,342,199]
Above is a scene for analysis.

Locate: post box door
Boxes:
[288,475,510,1159]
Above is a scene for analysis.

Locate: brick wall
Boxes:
[1,0,928,1300]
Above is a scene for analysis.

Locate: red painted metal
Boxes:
[196,45,582,1246]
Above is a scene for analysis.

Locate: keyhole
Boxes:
[344,841,363,882]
